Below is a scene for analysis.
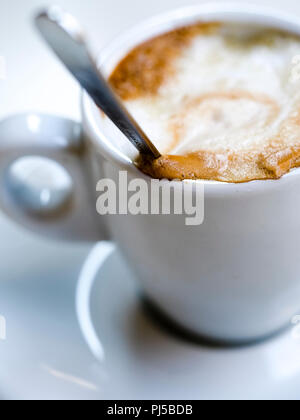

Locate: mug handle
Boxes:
[0,113,108,242]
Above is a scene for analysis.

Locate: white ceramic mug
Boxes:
[1,3,300,344]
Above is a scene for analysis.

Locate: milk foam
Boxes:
[124,24,300,155]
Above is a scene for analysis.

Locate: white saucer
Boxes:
[77,242,300,400]
[1,239,300,400]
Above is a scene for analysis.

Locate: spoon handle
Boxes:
[35,7,161,159]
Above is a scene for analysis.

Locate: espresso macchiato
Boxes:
[109,22,300,183]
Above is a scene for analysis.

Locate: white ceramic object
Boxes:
[77,243,300,400]
[6,156,73,213]
[1,4,300,342]
[2,241,300,400]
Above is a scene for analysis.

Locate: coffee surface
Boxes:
[109,23,300,182]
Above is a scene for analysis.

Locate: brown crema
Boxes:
[109,22,300,183]
[109,23,219,100]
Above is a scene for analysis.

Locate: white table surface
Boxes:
[0,0,300,400]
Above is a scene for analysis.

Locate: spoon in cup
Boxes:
[35,6,161,159]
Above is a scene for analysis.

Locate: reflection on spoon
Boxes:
[35,6,161,159]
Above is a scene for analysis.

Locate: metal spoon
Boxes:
[35,6,161,159]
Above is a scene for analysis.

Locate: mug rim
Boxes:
[82,2,300,192]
